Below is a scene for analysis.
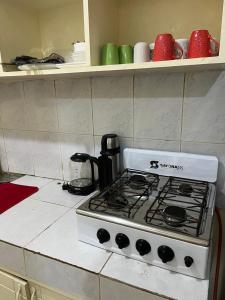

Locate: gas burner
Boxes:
[145,177,209,237]
[105,192,128,210]
[162,206,187,227]
[179,183,193,196]
[88,169,159,218]
[129,174,147,189]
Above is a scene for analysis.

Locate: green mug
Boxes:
[101,43,119,65]
[119,45,133,64]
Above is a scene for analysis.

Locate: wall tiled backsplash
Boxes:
[0,71,225,208]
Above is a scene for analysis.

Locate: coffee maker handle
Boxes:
[90,156,99,185]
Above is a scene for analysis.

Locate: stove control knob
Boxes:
[136,239,151,256]
[97,229,110,244]
[184,256,194,268]
[115,233,130,249]
[158,246,174,263]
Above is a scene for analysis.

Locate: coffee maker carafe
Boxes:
[98,134,120,190]
[62,153,98,195]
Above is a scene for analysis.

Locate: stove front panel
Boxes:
[77,214,210,279]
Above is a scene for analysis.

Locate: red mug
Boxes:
[188,30,220,58]
[153,33,183,62]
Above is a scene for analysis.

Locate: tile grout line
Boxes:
[132,74,135,146]
[53,79,64,180]
[90,77,97,155]
[3,127,225,145]
[99,252,113,274]
[180,73,186,152]
[24,207,71,249]
[22,80,36,175]
[1,129,9,172]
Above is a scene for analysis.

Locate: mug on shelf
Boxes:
[153,33,183,61]
[149,43,155,61]
[119,45,133,64]
[101,43,119,65]
[175,39,189,59]
[188,30,220,58]
[134,42,150,63]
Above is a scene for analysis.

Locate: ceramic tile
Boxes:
[0,82,28,130]
[12,175,53,188]
[92,76,133,137]
[133,138,180,152]
[0,199,68,247]
[182,71,225,143]
[100,277,163,300]
[3,130,35,175]
[39,286,74,300]
[101,254,209,300]
[134,73,184,140]
[33,132,63,179]
[25,250,100,300]
[29,180,86,208]
[26,210,111,273]
[24,80,58,132]
[0,241,25,275]
[0,129,8,172]
[181,141,225,209]
[60,134,95,181]
[55,78,93,134]
[94,135,133,170]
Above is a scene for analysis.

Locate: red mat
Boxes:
[0,183,39,214]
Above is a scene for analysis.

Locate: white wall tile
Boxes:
[12,175,53,188]
[33,132,63,179]
[134,73,184,140]
[100,277,163,300]
[134,138,180,152]
[182,71,225,143]
[181,141,225,208]
[92,76,133,137]
[0,242,25,275]
[56,78,93,134]
[0,129,8,172]
[24,80,58,132]
[0,199,68,247]
[0,82,28,130]
[26,210,112,273]
[60,134,94,181]
[101,254,209,300]
[4,130,35,174]
[25,251,99,300]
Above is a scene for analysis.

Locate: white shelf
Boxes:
[0,57,224,81]
[0,0,224,80]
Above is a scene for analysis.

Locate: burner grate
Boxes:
[89,169,159,219]
[145,177,209,237]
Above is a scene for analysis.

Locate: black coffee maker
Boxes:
[98,134,120,190]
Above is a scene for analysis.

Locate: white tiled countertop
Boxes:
[0,175,212,300]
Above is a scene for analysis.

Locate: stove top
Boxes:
[77,169,215,246]
[76,149,218,279]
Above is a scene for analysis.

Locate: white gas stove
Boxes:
[76,148,218,279]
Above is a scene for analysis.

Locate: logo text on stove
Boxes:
[150,161,159,169]
[150,161,184,170]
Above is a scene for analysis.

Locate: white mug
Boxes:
[175,39,189,59]
[134,42,150,63]
[210,37,219,56]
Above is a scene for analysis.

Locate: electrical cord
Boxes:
[213,208,222,300]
